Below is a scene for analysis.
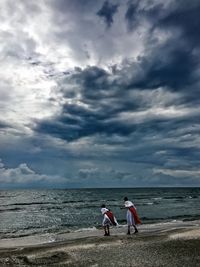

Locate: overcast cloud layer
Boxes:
[0,0,200,188]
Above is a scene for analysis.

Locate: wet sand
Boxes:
[0,221,200,266]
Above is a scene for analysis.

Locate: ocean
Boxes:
[0,188,199,239]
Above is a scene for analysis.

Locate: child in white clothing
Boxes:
[101,204,118,236]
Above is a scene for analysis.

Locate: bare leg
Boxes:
[103,226,108,236]
[104,225,110,236]
[127,225,131,235]
[133,225,138,234]
[107,225,110,236]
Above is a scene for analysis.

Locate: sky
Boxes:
[0,0,200,188]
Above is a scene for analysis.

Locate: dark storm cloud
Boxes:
[72,66,109,98]
[34,58,199,144]
[50,0,99,13]
[124,0,166,32]
[125,37,199,92]
[144,1,200,93]
[125,0,139,31]
[125,0,200,42]
[34,64,149,141]
[97,0,119,28]
[123,0,200,91]
[35,105,134,142]
[35,3,200,146]
[96,116,200,165]
[1,0,200,187]
[0,121,10,129]
[158,1,200,46]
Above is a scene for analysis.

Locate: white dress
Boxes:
[101,208,118,226]
[125,201,136,226]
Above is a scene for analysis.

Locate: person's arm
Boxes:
[120,203,127,209]
[114,216,119,226]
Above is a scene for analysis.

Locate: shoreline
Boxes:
[0,219,200,249]
[0,220,200,266]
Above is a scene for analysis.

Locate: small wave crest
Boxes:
[0,207,24,213]
[74,226,97,233]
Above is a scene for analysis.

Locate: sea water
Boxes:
[0,188,199,239]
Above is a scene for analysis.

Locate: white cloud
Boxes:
[0,0,185,132]
[110,87,199,124]
[0,0,199,188]
[0,159,66,184]
[153,168,200,179]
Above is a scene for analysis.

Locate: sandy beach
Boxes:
[0,221,200,267]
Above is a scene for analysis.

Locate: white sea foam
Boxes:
[0,220,199,249]
[152,197,162,200]
[169,229,200,239]
[74,227,97,232]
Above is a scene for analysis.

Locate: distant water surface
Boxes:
[0,188,199,238]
